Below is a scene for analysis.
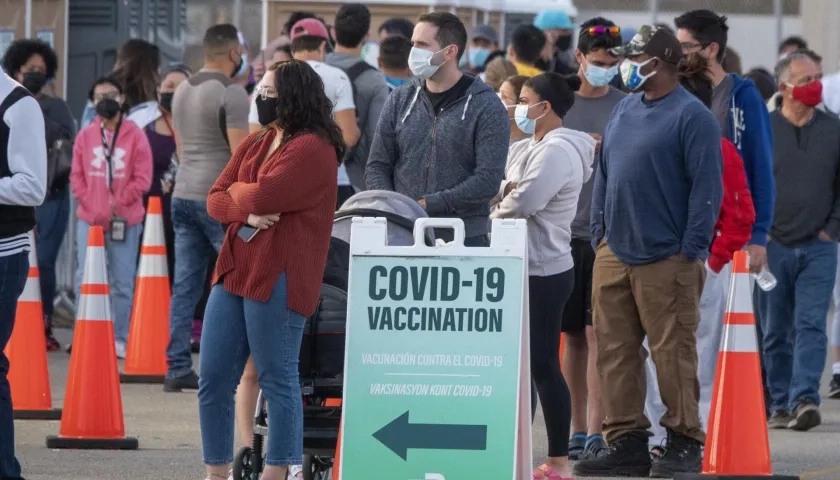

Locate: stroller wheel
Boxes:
[233,446,256,480]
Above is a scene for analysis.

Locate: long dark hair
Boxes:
[112,39,160,110]
[269,59,346,162]
[677,53,713,109]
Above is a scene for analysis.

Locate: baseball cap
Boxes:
[611,25,683,64]
[534,10,574,31]
[290,18,330,41]
[472,25,498,44]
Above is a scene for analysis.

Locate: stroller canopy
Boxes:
[332,190,432,246]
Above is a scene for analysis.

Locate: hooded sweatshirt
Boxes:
[490,128,595,276]
[365,76,510,237]
[725,74,775,246]
[70,116,153,229]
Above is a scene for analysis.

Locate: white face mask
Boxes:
[409,46,448,79]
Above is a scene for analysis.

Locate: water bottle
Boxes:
[752,267,777,291]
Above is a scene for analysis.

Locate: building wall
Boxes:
[0,0,68,97]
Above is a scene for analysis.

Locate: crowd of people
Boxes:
[2,3,840,480]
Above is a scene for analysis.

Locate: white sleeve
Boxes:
[333,74,356,113]
[492,144,572,219]
[0,95,47,206]
[248,83,260,125]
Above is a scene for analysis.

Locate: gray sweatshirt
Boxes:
[365,76,510,237]
[490,129,595,276]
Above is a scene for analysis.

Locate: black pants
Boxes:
[529,269,574,457]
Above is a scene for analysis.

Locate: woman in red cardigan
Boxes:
[199,59,344,480]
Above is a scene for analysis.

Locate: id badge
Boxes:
[110,217,127,242]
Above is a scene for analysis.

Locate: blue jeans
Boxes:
[755,238,836,411]
[0,252,29,479]
[167,198,224,378]
[198,273,305,466]
[74,220,142,344]
[35,189,70,319]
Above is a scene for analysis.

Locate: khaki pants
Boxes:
[592,242,706,444]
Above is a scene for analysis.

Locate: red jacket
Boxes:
[708,139,756,273]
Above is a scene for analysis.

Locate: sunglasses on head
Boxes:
[583,26,621,38]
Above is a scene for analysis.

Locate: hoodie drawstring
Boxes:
[401,86,421,123]
[461,94,473,121]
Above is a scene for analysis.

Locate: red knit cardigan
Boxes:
[207,129,338,316]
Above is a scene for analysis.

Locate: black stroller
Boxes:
[232,191,432,480]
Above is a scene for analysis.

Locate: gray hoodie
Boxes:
[364,76,510,237]
[490,129,595,276]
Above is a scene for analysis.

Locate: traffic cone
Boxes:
[46,226,138,450]
[675,252,796,480]
[329,398,342,480]
[121,196,170,384]
[5,230,61,420]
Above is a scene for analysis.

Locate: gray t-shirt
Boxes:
[563,87,626,240]
[712,74,733,138]
[171,70,250,201]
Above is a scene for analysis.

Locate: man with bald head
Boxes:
[757,52,840,432]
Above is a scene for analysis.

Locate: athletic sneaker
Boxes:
[288,465,303,479]
[828,374,840,399]
[768,410,792,429]
[582,434,606,459]
[46,328,61,352]
[568,432,586,460]
[573,433,651,477]
[115,341,126,359]
[787,400,821,431]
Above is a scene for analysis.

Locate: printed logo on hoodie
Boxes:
[730,104,746,150]
[90,145,127,179]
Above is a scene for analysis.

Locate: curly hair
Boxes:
[111,39,160,110]
[268,60,346,162]
[677,53,713,108]
[1,39,58,79]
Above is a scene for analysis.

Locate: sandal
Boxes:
[533,464,572,480]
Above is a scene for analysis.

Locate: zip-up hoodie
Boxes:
[365,76,510,237]
[726,74,775,246]
[70,116,153,229]
[490,129,595,276]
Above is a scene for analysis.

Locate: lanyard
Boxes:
[100,116,123,190]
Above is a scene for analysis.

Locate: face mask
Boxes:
[95,99,121,119]
[468,48,491,68]
[409,47,448,80]
[514,102,547,135]
[232,53,248,78]
[159,92,174,113]
[584,61,619,88]
[555,35,573,51]
[22,71,47,95]
[385,76,410,88]
[255,96,279,126]
[620,58,658,91]
[788,80,823,107]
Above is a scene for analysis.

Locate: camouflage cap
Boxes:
[610,25,683,64]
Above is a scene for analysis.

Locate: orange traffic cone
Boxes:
[121,196,170,384]
[329,398,342,480]
[676,252,796,480]
[45,226,138,450]
[5,230,61,420]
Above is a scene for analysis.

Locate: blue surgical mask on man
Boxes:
[385,76,411,88]
[468,48,491,68]
[584,59,619,88]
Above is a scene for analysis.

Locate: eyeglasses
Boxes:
[680,42,710,53]
[583,26,621,38]
[92,92,119,103]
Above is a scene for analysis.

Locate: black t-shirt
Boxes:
[425,75,474,115]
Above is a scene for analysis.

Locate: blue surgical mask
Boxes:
[385,75,410,88]
[468,48,491,68]
[584,61,619,88]
[514,102,547,135]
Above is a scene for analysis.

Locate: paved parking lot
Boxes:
[12,328,840,480]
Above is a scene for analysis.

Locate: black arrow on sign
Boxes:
[372,411,488,460]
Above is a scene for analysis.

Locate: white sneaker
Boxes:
[115,341,126,359]
[288,465,303,479]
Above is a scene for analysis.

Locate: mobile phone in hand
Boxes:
[237,225,259,242]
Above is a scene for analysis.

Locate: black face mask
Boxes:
[555,35,573,51]
[159,92,174,113]
[22,71,47,95]
[255,96,279,126]
[96,99,122,119]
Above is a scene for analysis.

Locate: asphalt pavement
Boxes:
[13,328,840,480]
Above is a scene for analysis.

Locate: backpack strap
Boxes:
[0,86,30,119]
[344,60,377,84]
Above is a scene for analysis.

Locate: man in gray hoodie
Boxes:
[364,12,510,246]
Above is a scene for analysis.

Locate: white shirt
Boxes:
[0,73,47,255]
[249,60,356,186]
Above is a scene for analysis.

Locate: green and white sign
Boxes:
[339,218,530,480]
